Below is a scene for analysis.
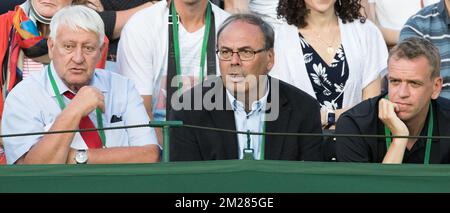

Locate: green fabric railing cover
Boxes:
[1,160,450,192]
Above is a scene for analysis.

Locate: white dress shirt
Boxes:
[225,81,269,160]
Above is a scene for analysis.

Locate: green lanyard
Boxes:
[170,0,211,89]
[47,66,106,148]
[384,102,433,164]
[243,116,266,160]
[260,120,266,160]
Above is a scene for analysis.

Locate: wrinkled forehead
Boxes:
[54,24,99,42]
[218,21,264,48]
[388,56,433,79]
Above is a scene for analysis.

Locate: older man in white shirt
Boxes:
[2,5,160,164]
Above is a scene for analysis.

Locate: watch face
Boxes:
[75,150,88,164]
[327,113,336,124]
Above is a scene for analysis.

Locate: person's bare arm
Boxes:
[112,2,155,39]
[77,0,104,11]
[367,2,399,47]
[66,144,160,164]
[378,27,401,47]
[360,0,370,17]
[378,99,409,164]
[363,76,382,100]
[223,0,250,13]
[320,107,352,129]
[142,95,163,147]
[16,86,104,164]
[79,0,156,39]
[321,76,381,129]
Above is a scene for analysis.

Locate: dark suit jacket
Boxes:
[169,76,323,161]
[336,94,450,163]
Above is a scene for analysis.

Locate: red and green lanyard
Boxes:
[47,66,106,148]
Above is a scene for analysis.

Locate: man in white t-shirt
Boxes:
[116,0,229,146]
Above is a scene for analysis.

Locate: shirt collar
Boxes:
[225,78,270,115]
[437,0,450,25]
[46,62,107,97]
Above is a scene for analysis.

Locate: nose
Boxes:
[71,46,85,64]
[230,52,242,66]
[397,82,410,98]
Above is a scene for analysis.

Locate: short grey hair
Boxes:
[49,5,105,47]
[217,13,274,50]
[389,37,441,78]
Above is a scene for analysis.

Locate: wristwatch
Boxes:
[75,149,88,164]
[324,109,336,129]
[327,110,336,125]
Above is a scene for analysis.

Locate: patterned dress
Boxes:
[299,33,349,111]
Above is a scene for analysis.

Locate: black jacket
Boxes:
[169,76,323,161]
[336,94,450,163]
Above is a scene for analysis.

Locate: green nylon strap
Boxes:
[244,130,254,160]
[246,130,251,150]
[424,105,433,164]
[48,66,65,110]
[96,108,106,147]
[47,66,106,148]
[260,119,266,160]
[171,0,211,89]
[384,99,433,164]
[199,3,211,82]
[243,118,266,160]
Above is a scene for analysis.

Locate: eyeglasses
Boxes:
[216,48,268,61]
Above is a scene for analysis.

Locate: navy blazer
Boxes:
[169,76,323,161]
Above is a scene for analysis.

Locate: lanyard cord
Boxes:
[244,81,270,160]
[170,0,211,89]
[244,115,266,160]
[47,66,106,147]
[384,102,433,164]
[260,119,266,160]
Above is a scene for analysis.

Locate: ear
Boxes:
[47,38,54,60]
[265,48,274,73]
[431,76,443,99]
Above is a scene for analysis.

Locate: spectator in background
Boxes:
[0,0,73,102]
[272,0,388,161]
[170,14,323,161]
[223,0,285,27]
[2,5,160,164]
[272,0,387,129]
[0,0,26,14]
[336,37,450,164]
[400,0,450,100]
[366,0,439,49]
[0,0,74,165]
[74,0,159,71]
[116,0,229,146]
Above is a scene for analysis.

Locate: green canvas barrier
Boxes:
[1,160,450,192]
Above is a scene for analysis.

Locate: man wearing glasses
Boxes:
[169,14,323,161]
